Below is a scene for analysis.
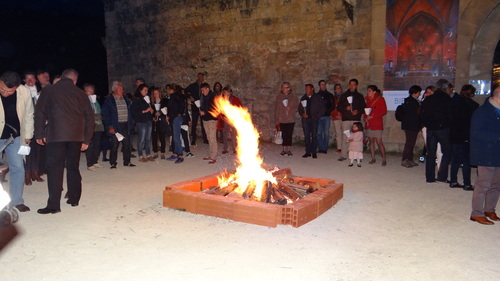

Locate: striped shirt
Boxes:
[115,96,128,122]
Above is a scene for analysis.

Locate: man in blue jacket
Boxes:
[469,84,500,225]
[101,81,136,169]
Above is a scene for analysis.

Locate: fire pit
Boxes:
[163,168,343,227]
[162,94,343,227]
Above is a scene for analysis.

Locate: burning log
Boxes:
[295,180,322,192]
[214,183,238,196]
[272,168,293,180]
[277,182,302,200]
[270,185,288,205]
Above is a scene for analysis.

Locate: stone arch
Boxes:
[469,4,500,81]
[456,1,500,86]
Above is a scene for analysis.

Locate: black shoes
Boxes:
[15,204,30,212]
[312,154,317,159]
[436,179,451,184]
[338,157,346,161]
[463,185,474,191]
[67,200,78,207]
[110,164,117,169]
[449,182,464,188]
[317,150,327,154]
[37,207,61,214]
[302,153,311,158]
[124,163,136,167]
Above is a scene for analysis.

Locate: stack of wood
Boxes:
[202,168,323,205]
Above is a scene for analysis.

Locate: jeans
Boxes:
[136,122,152,157]
[317,116,331,151]
[450,143,471,186]
[172,116,184,156]
[1,137,25,207]
[425,128,452,182]
[46,141,82,209]
[301,118,319,154]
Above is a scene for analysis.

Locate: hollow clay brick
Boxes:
[233,199,281,227]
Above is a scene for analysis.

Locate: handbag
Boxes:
[273,130,283,145]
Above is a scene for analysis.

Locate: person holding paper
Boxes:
[298,84,325,158]
[185,73,208,146]
[0,71,34,212]
[22,71,45,185]
[200,83,219,164]
[151,87,168,159]
[336,78,366,161]
[275,82,299,156]
[83,83,105,171]
[101,81,136,169]
[131,84,154,163]
[364,85,387,166]
[166,84,187,164]
[35,69,94,214]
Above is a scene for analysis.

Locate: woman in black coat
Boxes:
[401,85,422,167]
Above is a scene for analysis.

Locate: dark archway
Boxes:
[493,39,500,88]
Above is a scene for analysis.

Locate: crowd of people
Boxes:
[0,69,498,225]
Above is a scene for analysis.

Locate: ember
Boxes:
[202,168,322,205]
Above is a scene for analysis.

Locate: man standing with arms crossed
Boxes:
[35,69,94,214]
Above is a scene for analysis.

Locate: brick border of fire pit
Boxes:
[163,173,343,227]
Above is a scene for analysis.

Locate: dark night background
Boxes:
[0,0,108,96]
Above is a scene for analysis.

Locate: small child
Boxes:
[347,122,364,167]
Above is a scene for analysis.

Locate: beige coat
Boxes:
[0,85,34,143]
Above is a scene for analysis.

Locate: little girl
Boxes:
[347,122,364,167]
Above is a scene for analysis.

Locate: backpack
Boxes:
[395,103,406,122]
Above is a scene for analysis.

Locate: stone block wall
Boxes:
[104,0,499,151]
[104,0,372,143]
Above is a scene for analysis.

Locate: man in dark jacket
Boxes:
[200,83,218,164]
[35,69,94,214]
[336,79,366,161]
[401,85,422,168]
[298,84,325,158]
[316,80,335,154]
[101,81,136,169]
[469,84,500,225]
[420,79,453,183]
[185,73,208,145]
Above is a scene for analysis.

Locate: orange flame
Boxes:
[211,95,277,200]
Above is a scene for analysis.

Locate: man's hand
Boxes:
[352,110,358,116]
[24,139,31,144]
[109,128,115,134]
[81,144,89,151]
[36,138,46,146]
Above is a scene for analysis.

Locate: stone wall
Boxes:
[104,0,372,144]
[104,0,499,151]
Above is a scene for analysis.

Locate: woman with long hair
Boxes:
[131,84,154,162]
[364,85,387,166]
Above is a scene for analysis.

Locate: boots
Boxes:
[32,170,44,182]
[25,172,32,186]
